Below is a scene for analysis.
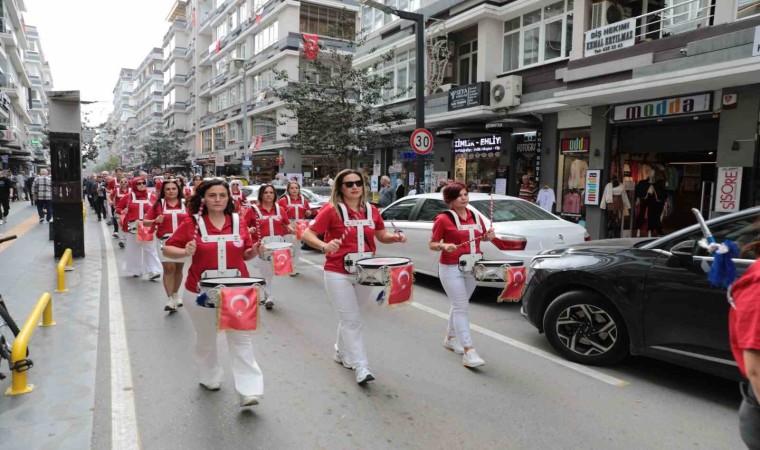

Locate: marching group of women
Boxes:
[103,168,494,408]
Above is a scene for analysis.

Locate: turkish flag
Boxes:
[218,286,259,331]
[255,13,262,24]
[254,135,263,150]
[295,220,309,240]
[387,265,413,306]
[136,221,155,242]
[272,248,293,276]
[192,11,197,26]
[498,267,526,303]
[215,39,221,53]
[303,33,319,60]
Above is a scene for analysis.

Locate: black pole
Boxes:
[396,10,425,193]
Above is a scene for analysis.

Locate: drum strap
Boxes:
[161,199,185,232]
[131,192,150,220]
[446,208,481,255]
[286,196,306,220]
[251,204,282,238]
[196,213,241,272]
[337,202,374,254]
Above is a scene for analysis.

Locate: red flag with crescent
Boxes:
[255,12,262,24]
[218,286,259,331]
[272,248,294,276]
[136,221,155,242]
[498,267,526,302]
[254,135,263,150]
[303,33,319,60]
[295,220,309,240]
[215,38,221,53]
[387,265,413,306]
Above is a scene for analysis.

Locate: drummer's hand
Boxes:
[248,226,256,236]
[185,240,197,256]
[243,245,258,260]
[484,228,495,242]
[393,232,406,243]
[442,243,458,253]
[305,210,312,218]
[155,215,164,224]
[323,239,341,254]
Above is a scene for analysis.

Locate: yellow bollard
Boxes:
[55,248,73,293]
[6,292,55,396]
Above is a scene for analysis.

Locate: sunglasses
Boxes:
[342,180,364,188]
[135,181,146,186]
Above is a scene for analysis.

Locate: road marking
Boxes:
[102,223,141,449]
[409,301,629,387]
[299,257,323,268]
[0,214,39,252]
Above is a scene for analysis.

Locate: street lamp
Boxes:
[358,0,426,192]
[233,58,250,180]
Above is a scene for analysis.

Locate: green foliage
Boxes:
[91,155,122,173]
[142,127,188,170]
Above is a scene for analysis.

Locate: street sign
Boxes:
[215,155,225,166]
[410,128,433,155]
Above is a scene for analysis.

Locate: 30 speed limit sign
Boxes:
[410,128,434,155]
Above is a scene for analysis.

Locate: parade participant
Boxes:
[428,182,494,368]
[302,169,406,385]
[245,184,291,310]
[116,177,163,280]
[143,179,187,312]
[185,174,202,198]
[230,180,249,213]
[163,179,264,407]
[278,181,311,277]
[110,178,130,246]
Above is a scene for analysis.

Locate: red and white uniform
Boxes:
[278,195,311,221]
[184,185,195,198]
[116,178,162,277]
[431,208,487,265]
[145,199,188,239]
[231,191,248,214]
[730,261,760,379]
[244,203,290,242]
[110,185,130,206]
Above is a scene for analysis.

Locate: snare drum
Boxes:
[473,260,523,282]
[355,257,411,286]
[198,277,266,307]
[259,242,293,261]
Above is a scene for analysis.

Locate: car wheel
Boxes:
[543,290,629,366]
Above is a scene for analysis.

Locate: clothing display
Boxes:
[536,187,556,212]
[562,190,583,215]
[567,159,588,190]
[600,183,631,212]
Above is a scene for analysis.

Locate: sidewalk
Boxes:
[0,203,106,449]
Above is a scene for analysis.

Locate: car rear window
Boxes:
[470,200,558,222]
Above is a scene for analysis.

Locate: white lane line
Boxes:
[409,301,629,387]
[298,257,323,268]
[102,224,141,449]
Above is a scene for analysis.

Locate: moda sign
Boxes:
[612,93,712,122]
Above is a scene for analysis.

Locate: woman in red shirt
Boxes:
[116,177,163,279]
[143,179,188,312]
[277,181,312,276]
[110,177,130,248]
[302,170,406,385]
[184,174,202,198]
[244,184,291,310]
[230,179,249,213]
[428,182,494,368]
[163,179,264,407]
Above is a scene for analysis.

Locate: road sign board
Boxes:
[215,155,225,166]
[410,128,434,155]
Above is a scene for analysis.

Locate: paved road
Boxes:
[92,222,743,449]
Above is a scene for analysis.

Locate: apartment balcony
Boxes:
[0,18,18,48]
[163,102,188,117]
[30,99,43,110]
[162,46,188,70]
[163,74,187,93]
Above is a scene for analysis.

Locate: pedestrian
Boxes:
[408,184,418,196]
[518,174,536,202]
[9,173,17,202]
[395,180,405,200]
[143,179,187,312]
[86,173,97,209]
[110,177,130,247]
[229,180,249,213]
[278,181,312,277]
[25,173,35,205]
[92,174,108,221]
[162,179,264,407]
[727,259,760,448]
[428,182,495,368]
[302,169,407,385]
[15,171,25,201]
[0,170,14,220]
[244,184,291,311]
[185,174,202,198]
[378,175,394,208]
[116,177,162,280]
[32,169,52,223]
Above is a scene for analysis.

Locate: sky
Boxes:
[24,0,177,125]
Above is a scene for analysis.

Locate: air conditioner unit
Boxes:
[591,1,633,29]
[490,76,522,109]
[434,83,456,94]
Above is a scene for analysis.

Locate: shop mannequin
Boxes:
[634,170,668,237]
[600,176,631,238]
[536,185,556,212]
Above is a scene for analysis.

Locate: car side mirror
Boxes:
[667,240,697,266]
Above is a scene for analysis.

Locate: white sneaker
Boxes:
[239,394,261,407]
[463,349,485,368]
[174,293,183,307]
[164,296,177,312]
[355,366,375,385]
[443,336,465,355]
[333,346,352,369]
[149,272,161,280]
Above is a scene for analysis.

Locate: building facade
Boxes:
[129,48,164,168]
[107,69,136,167]
[24,24,52,170]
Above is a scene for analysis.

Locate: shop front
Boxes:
[250,150,281,184]
[556,130,590,223]
[452,134,505,193]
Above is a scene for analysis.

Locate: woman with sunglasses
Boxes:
[230,180,249,213]
[116,177,163,279]
[244,184,291,310]
[143,179,187,312]
[163,179,264,407]
[277,181,311,277]
[302,169,406,385]
[110,177,131,248]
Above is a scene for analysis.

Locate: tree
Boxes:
[142,127,188,171]
[92,155,121,173]
[271,23,410,167]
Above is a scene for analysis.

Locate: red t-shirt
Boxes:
[278,195,311,221]
[107,178,116,192]
[110,186,130,205]
[165,214,254,293]
[431,209,486,265]
[145,199,189,238]
[184,186,194,198]
[231,195,247,214]
[116,193,152,223]
[308,203,385,275]
[243,204,290,240]
[729,260,760,378]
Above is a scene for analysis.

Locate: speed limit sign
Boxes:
[410,128,434,155]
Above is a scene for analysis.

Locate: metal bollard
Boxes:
[5,292,55,396]
[55,248,74,293]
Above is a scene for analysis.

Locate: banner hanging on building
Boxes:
[715,167,743,213]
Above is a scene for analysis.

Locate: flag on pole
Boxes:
[218,287,260,331]
[386,265,413,306]
[272,249,294,276]
[255,12,262,24]
[215,39,221,53]
[302,33,319,60]
[497,267,526,302]
[254,135,263,150]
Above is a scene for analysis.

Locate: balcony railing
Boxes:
[633,0,714,42]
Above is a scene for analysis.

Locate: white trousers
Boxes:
[439,264,477,348]
[123,234,163,277]
[251,257,275,301]
[183,291,264,396]
[284,234,301,271]
[323,271,375,369]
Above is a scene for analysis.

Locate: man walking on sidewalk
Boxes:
[32,168,52,223]
[92,174,107,221]
[0,170,13,221]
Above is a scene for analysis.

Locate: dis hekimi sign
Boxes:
[612,93,712,122]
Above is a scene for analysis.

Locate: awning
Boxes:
[485,116,542,130]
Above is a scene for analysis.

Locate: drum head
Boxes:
[357,257,410,268]
[264,242,292,250]
[199,277,265,287]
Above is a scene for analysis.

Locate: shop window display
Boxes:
[556,130,589,222]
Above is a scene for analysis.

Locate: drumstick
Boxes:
[192,199,204,243]
[490,193,494,225]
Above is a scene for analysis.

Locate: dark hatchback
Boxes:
[522,207,760,380]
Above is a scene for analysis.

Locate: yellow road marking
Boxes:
[0,214,42,253]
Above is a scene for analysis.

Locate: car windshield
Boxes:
[470,200,558,222]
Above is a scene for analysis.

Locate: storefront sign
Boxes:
[715,167,743,213]
[452,135,502,154]
[584,169,601,205]
[533,132,543,183]
[448,82,488,111]
[584,18,636,57]
[612,93,712,122]
[560,137,589,154]
[513,132,541,154]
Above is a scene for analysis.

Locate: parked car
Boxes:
[243,185,327,217]
[521,206,760,380]
[375,193,588,287]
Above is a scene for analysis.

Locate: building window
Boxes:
[502,0,573,73]
[360,0,420,33]
[738,0,760,20]
[202,130,212,152]
[378,50,416,103]
[300,3,355,39]
[254,22,279,54]
[458,40,477,86]
[214,126,226,150]
[253,114,277,139]
[229,123,238,142]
